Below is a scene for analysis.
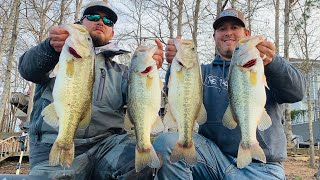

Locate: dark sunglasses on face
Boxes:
[82,14,114,27]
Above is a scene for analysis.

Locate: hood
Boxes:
[212,54,232,66]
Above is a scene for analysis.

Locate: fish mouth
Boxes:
[242,59,257,68]
[68,47,82,58]
[141,66,153,74]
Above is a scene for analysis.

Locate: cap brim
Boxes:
[83,6,118,23]
[213,16,245,29]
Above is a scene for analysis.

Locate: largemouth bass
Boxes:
[164,39,207,165]
[222,36,272,168]
[124,44,164,172]
[41,24,95,167]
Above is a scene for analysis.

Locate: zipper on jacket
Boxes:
[96,68,106,101]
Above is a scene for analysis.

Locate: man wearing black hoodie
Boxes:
[153,8,306,179]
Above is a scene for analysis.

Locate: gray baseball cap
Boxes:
[213,8,246,30]
[82,1,118,23]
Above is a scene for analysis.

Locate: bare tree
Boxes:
[283,0,296,150]
[74,0,83,22]
[291,0,320,168]
[274,0,280,52]
[177,0,184,36]
[192,0,201,48]
[0,0,21,131]
[0,1,14,67]
[0,0,20,130]
[217,0,222,15]
[247,0,252,32]
[59,0,66,25]
[168,0,174,38]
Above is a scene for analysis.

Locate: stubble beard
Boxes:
[91,36,107,47]
[224,49,233,59]
[89,32,108,47]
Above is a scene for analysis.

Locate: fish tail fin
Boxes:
[237,141,266,168]
[135,146,161,172]
[61,143,75,167]
[49,141,74,168]
[49,141,62,166]
[170,142,197,165]
[251,143,266,163]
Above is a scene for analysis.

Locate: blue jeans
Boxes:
[153,132,285,180]
[29,134,150,179]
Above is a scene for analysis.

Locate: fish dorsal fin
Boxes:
[222,105,238,129]
[78,105,91,129]
[258,110,272,131]
[41,103,59,128]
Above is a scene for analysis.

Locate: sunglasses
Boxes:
[82,14,114,27]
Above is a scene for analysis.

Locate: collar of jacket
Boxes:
[94,41,130,56]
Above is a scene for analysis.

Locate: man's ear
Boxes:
[245,29,250,36]
[111,30,115,38]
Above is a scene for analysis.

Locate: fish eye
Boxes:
[235,47,239,50]
[88,37,91,41]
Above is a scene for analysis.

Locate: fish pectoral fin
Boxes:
[250,143,266,163]
[258,110,272,131]
[124,112,134,132]
[66,60,75,77]
[41,103,59,128]
[49,64,59,78]
[151,116,164,135]
[163,106,177,132]
[78,105,91,129]
[237,142,251,168]
[195,103,207,125]
[222,105,237,129]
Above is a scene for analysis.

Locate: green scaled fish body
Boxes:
[41,24,95,167]
[164,39,207,165]
[222,36,272,168]
[124,45,164,172]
